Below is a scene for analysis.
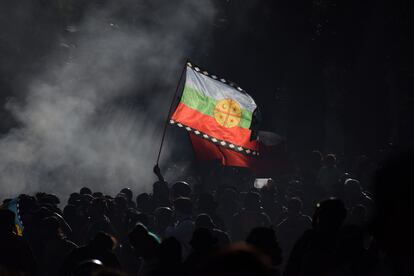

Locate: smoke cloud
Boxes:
[0,0,215,200]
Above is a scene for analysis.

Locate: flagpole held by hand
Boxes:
[155,60,188,173]
[153,164,165,182]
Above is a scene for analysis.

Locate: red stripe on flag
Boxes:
[172,103,258,151]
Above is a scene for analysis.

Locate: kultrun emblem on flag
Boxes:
[170,62,259,155]
[214,99,242,128]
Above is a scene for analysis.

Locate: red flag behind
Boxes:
[189,131,290,176]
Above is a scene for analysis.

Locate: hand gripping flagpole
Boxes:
[155,60,188,172]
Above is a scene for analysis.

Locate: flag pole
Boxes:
[155,60,187,167]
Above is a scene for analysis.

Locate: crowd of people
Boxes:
[1,149,413,276]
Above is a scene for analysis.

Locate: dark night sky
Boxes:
[1,0,413,156]
[204,0,414,156]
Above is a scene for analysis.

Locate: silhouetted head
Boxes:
[129,223,160,258]
[153,181,169,198]
[197,193,217,213]
[114,195,128,212]
[92,192,104,199]
[190,227,217,251]
[39,193,60,205]
[89,198,108,216]
[344,178,362,197]
[120,188,133,202]
[128,223,147,242]
[310,150,323,168]
[80,187,92,195]
[136,193,152,213]
[303,150,323,172]
[18,194,38,213]
[0,209,15,233]
[154,207,173,228]
[68,193,81,205]
[79,195,93,212]
[313,198,347,233]
[195,213,215,230]
[33,206,53,222]
[63,204,78,220]
[172,181,191,199]
[243,192,262,212]
[324,154,337,167]
[2,199,12,205]
[200,243,270,276]
[287,197,303,216]
[135,213,149,228]
[173,197,193,216]
[90,232,117,251]
[218,188,239,205]
[40,216,61,238]
[246,227,282,266]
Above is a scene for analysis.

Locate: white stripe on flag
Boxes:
[185,66,257,112]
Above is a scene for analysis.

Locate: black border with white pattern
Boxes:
[170,119,259,156]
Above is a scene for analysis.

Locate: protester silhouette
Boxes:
[128,223,160,276]
[37,216,78,275]
[199,243,271,276]
[277,197,312,260]
[317,154,342,197]
[231,192,271,241]
[246,226,283,275]
[3,149,414,276]
[60,232,121,275]
[165,197,195,258]
[0,209,37,275]
[284,198,347,276]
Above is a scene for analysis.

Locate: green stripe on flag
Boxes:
[180,86,253,129]
[181,86,216,117]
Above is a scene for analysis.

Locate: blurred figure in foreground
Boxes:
[0,209,37,275]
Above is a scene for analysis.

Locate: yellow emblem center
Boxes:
[214,98,242,128]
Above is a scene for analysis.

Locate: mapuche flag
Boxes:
[1,197,24,236]
[170,62,259,157]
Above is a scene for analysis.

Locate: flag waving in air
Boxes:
[170,62,259,156]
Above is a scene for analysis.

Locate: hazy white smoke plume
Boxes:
[0,0,215,199]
